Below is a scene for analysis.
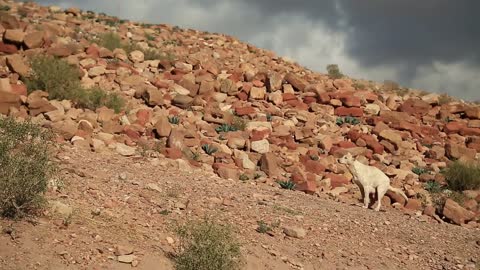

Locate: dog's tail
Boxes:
[388,186,409,202]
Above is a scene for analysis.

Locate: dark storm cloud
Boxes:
[32,0,480,101]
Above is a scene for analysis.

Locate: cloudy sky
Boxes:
[35,0,480,101]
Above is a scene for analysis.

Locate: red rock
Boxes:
[379,110,414,124]
[460,127,480,137]
[304,160,326,174]
[405,199,422,211]
[318,92,330,104]
[0,42,18,54]
[442,199,475,225]
[399,99,431,115]
[291,171,306,184]
[334,107,363,117]
[340,96,361,107]
[123,126,141,141]
[423,205,436,217]
[86,45,100,58]
[282,93,296,101]
[445,143,476,160]
[237,91,248,101]
[260,153,280,177]
[235,106,255,116]
[386,190,407,206]
[295,180,317,195]
[250,129,270,141]
[347,130,362,142]
[164,147,182,159]
[303,96,317,105]
[465,106,480,119]
[135,109,151,126]
[10,84,27,96]
[380,140,396,153]
[285,100,309,110]
[284,72,307,92]
[444,121,466,134]
[325,173,350,188]
[360,134,384,154]
[337,141,356,148]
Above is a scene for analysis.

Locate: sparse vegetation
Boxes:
[336,116,360,126]
[256,220,272,234]
[438,94,453,105]
[22,55,124,113]
[277,180,296,190]
[174,218,242,270]
[0,117,58,218]
[352,82,365,90]
[412,167,429,175]
[442,160,480,191]
[326,64,343,79]
[0,5,11,11]
[239,174,249,181]
[201,144,218,155]
[216,123,237,133]
[424,180,442,193]
[232,116,247,131]
[168,115,180,125]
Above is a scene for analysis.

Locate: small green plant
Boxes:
[253,173,261,180]
[412,167,429,175]
[160,209,171,215]
[168,115,180,125]
[215,123,237,133]
[438,94,453,105]
[0,5,11,11]
[256,220,272,234]
[442,160,480,191]
[266,113,272,122]
[277,180,296,190]
[310,155,319,161]
[336,116,360,126]
[201,144,218,155]
[174,218,242,270]
[92,32,123,51]
[424,181,442,193]
[0,117,58,218]
[239,174,249,181]
[326,64,343,79]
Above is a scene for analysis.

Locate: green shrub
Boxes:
[93,32,123,51]
[0,117,58,218]
[442,161,480,191]
[175,218,242,270]
[168,115,180,125]
[256,220,272,234]
[23,55,124,113]
[23,55,83,99]
[215,123,237,133]
[326,64,343,79]
[336,116,360,126]
[0,5,11,11]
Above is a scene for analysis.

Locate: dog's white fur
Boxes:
[338,153,408,211]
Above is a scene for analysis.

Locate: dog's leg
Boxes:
[375,185,389,211]
[362,186,372,209]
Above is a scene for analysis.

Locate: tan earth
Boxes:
[0,146,479,270]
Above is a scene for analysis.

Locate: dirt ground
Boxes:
[1,146,479,270]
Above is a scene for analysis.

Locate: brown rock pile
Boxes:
[0,1,479,227]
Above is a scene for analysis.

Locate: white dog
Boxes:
[338,153,408,211]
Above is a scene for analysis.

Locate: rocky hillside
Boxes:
[0,0,479,231]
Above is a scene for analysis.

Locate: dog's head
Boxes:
[338,152,354,165]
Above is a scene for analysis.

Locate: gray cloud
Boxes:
[34,0,480,101]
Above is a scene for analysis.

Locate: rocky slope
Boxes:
[0,0,479,234]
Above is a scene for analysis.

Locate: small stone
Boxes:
[283,226,306,239]
[146,183,162,193]
[251,139,270,153]
[166,237,174,244]
[118,254,136,264]
[114,245,134,256]
[116,143,136,156]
